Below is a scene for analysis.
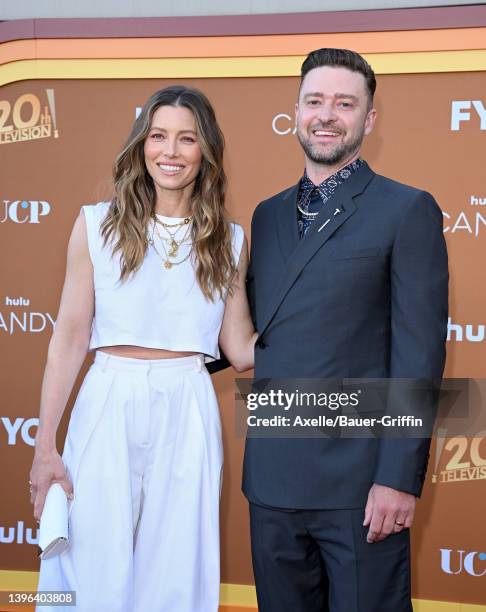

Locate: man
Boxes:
[244,48,448,611]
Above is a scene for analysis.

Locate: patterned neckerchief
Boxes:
[297,158,364,237]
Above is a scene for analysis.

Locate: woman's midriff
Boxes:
[98,346,201,360]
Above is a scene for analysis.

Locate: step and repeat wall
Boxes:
[1,8,485,609]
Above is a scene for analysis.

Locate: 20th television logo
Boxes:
[0,90,59,145]
[432,431,486,485]
[431,379,486,485]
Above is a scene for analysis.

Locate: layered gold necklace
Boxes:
[148,215,192,269]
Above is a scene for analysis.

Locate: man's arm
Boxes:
[365,190,448,542]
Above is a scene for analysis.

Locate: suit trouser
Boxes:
[250,502,412,612]
[37,352,222,612]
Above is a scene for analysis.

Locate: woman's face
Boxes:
[144,105,203,197]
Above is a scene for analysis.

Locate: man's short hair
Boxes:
[301,48,376,106]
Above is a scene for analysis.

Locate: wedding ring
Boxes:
[395,521,404,526]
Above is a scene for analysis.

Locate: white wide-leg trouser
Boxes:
[36,352,222,612]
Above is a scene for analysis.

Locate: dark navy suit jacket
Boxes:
[242,161,448,509]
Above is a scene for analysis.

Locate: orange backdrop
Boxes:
[1,10,485,610]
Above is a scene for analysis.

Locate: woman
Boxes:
[30,85,256,611]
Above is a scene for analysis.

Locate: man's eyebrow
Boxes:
[303,92,324,100]
[335,93,359,101]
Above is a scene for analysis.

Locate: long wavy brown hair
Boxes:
[101,86,236,301]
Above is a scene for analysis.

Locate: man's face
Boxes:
[295,66,376,166]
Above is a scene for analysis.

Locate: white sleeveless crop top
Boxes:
[82,202,244,360]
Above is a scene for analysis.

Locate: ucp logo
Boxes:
[440,549,486,576]
[1,200,51,224]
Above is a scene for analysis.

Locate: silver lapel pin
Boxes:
[318,207,342,232]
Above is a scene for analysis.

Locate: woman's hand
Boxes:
[30,447,73,521]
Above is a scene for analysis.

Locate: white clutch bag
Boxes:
[38,483,70,560]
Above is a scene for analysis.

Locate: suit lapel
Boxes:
[275,184,300,263]
[258,162,375,336]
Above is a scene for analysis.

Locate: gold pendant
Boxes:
[164,260,173,269]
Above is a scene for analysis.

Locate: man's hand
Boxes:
[363,483,416,543]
